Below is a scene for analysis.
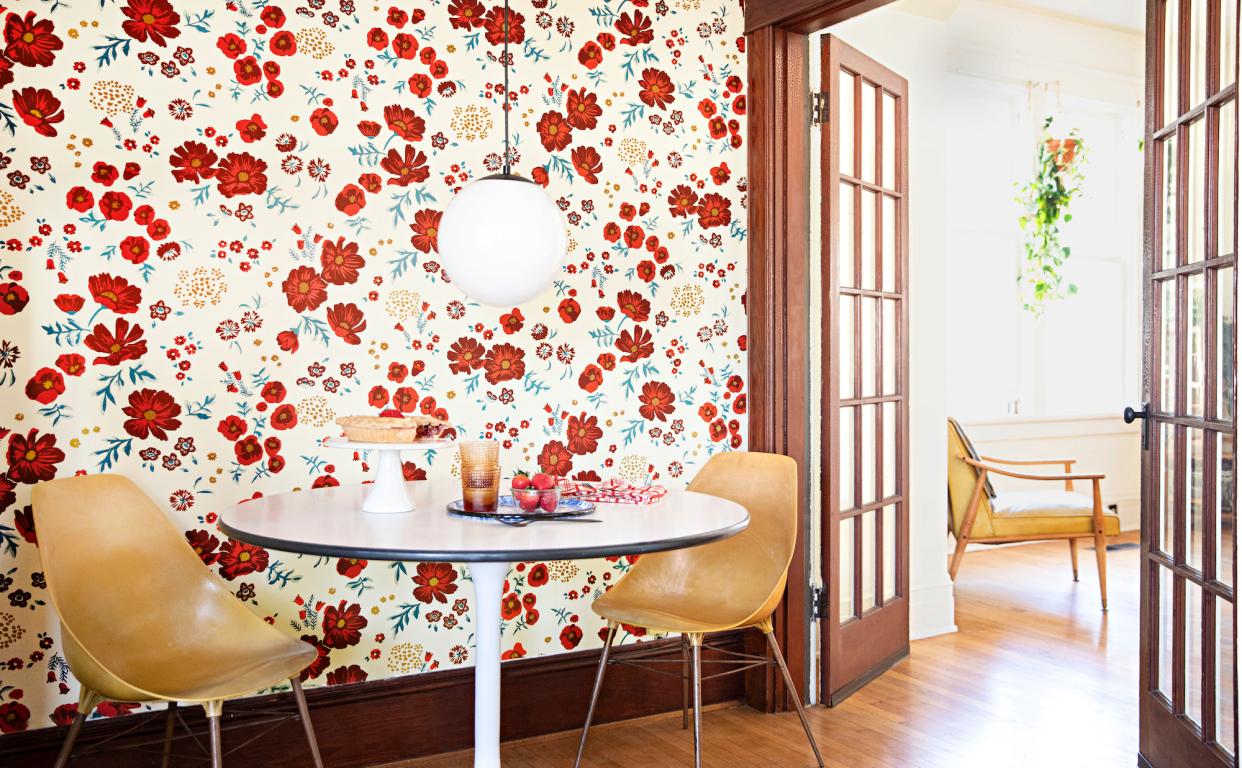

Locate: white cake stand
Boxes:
[323,438,455,513]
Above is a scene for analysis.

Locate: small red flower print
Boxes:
[217,414,247,441]
[326,665,369,686]
[10,88,63,137]
[614,10,653,46]
[698,403,717,422]
[88,273,142,314]
[216,33,246,59]
[531,166,550,187]
[235,58,262,90]
[408,72,432,97]
[392,32,417,59]
[122,388,182,441]
[263,436,281,456]
[709,418,728,442]
[697,193,731,229]
[298,635,329,682]
[565,413,602,455]
[54,294,85,313]
[578,364,603,393]
[447,337,486,374]
[500,592,522,620]
[616,290,651,322]
[623,225,644,249]
[483,343,525,384]
[98,191,133,222]
[216,152,268,198]
[120,0,182,48]
[637,68,674,111]
[260,5,286,27]
[449,0,486,29]
[217,539,269,580]
[366,27,389,50]
[392,386,417,412]
[55,353,86,377]
[0,283,28,315]
[269,29,297,56]
[578,41,603,69]
[277,330,300,353]
[386,362,408,383]
[119,235,149,264]
[334,184,366,215]
[733,394,747,414]
[85,318,147,365]
[169,141,218,183]
[235,435,263,464]
[559,624,583,650]
[616,325,653,363]
[558,298,581,323]
[564,87,602,130]
[282,266,328,313]
[24,368,64,405]
[638,381,675,422]
[412,562,459,604]
[320,237,365,285]
[6,429,65,484]
[667,184,699,218]
[322,600,368,648]
[698,98,716,119]
[408,208,441,253]
[535,111,573,152]
[0,701,29,733]
[326,302,367,345]
[310,107,338,136]
[711,162,731,185]
[380,145,430,186]
[527,562,549,587]
[500,307,524,335]
[261,381,287,403]
[3,12,63,67]
[537,440,573,476]
[236,114,267,143]
[263,60,280,80]
[186,529,220,565]
[402,461,427,481]
[502,643,526,660]
[368,385,390,408]
[570,145,602,184]
[65,186,94,212]
[383,104,425,141]
[483,5,525,46]
[271,403,298,430]
[708,115,728,140]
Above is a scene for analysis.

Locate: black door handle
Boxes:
[1124,402,1149,449]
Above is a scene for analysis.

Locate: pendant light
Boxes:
[437,0,567,307]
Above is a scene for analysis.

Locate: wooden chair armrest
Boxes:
[979,456,1077,468]
[958,456,1105,482]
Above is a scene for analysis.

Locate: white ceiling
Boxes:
[1002,0,1145,32]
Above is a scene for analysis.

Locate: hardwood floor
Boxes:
[381,531,1141,768]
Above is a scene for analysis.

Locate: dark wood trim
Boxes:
[745,0,893,35]
[0,631,746,768]
[826,644,909,707]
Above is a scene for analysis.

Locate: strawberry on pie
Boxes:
[335,412,453,443]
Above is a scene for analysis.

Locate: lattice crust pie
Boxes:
[335,414,452,443]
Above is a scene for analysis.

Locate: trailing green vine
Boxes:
[1016,116,1089,316]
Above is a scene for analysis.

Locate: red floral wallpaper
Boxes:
[0,0,747,733]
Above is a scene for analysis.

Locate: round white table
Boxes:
[220,479,749,768]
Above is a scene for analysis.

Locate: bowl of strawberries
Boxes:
[509,471,561,513]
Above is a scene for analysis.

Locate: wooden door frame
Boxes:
[744,0,899,711]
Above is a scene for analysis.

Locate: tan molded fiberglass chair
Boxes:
[32,474,323,768]
[575,452,824,768]
[948,418,1121,609]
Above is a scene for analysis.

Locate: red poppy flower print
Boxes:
[0,282,28,315]
[326,303,367,345]
[535,111,572,152]
[408,72,432,97]
[483,343,525,384]
[483,5,524,46]
[322,600,368,648]
[537,440,573,476]
[262,60,280,81]
[570,146,602,184]
[326,665,369,686]
[89,273,142,314]
[24,368,64,405]
[310,107,338,136]
[65,186,94,212]
[565,413,602,455]
[85,318,147,365]
[531,166,550,187]
[578,41,603,69]
[578,364,603,393]
[169,141,218,183]
[733,394,747,414]
[499,591,522,621]
[217,539,269,580]
[635,259,656,282]
[383,104,425,141]
[0,701,30,733]
[709,418,728,442]
[122,388,182,441]
[10,87,63,137]
[267,80,285,98]
[500,308,524,335]
[282,266,328,313]
[638,381,675,422]
[216,32,246,59]
[558,298,581,323]
[3,11,62,67]
[366,27,389,50]
[616,290,651,322]
[615,10,654,46]
[269,29,297,56]
[667,185,699,218]
[234,435,263,465]
[380,145,430,186]
[261,5,286,27]
[277,330,299,353]
[320,237,365,285]
[217,414,247,441]
[6,429,65,484]
[147,220,170,240]
[560,624,583,650]
[447,337,486,374]
[448,0,485,29]
[623,225,644,249]
[236,114,267,143]
[216,152,268,198]
[368,385,389,409]
[186,529,220,565]
[392,386,417,412]
[334,185,366,215]
[708,115,728,140]
[698,402,717,422]
[55,353,86,377]
[358,172,383,194]
[616,326,654,363]
[299,635,330,682]
[271,403,298,430]
[408,208,442,253]
[412,562,458,604]
[263,436,281,457]
[564,88,602,130]
[232,55,263,85]
[502,643,526,660]
[119,235,149,264]
[637,68,674,111]
[597,306,616,322]
[697,193,732,229]
[121,0,181,47]
[392,32,417,59]
[98,191,133,222]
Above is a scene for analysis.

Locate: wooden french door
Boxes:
[1141,0,1239,765]
[818,35,911,706]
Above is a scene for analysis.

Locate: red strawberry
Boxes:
[539,491,558,513]
[531,473,555,490]
[516,490,540,512]
[511,475,531,490]
[379,409,403,417]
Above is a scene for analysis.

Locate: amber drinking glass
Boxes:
[459,441,501,512]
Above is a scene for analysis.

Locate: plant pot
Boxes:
[1045,138,1077,170]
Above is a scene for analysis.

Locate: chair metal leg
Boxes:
[52,712,87,768]
[691,637,702,768]
[681,633,690,730]
[161,701,177,768]
[290,677,324,768]
[1068,538,1079,581]
[208,714,222,768]
[574,621,617,768]
[765,631,825,768]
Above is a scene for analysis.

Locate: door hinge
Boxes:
[810,91,829,127]
[811,584,827,620]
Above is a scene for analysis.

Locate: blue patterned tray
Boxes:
[446,496,596,522]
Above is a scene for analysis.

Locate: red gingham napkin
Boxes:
[559,478,668,505]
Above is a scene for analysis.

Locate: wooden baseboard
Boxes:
[0,630,748,768]
[1137,751,1155,768]
[827,644,910,707]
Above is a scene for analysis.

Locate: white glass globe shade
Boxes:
[438,175,567,307]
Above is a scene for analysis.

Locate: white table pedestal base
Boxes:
[467,560,511,768]
[362,449,414,514]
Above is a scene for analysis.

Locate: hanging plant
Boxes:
[1015,116,1089,316]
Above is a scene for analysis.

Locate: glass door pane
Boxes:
[840,71,855,178]
[840,184,855,287]
[861,83,876,184]
[1189,428,1206,572]
[882,505,896,603]
[1225,0,1238,89]
[1191,0,1208,106]
[862,191,876,290]
[1219,267,1235,420]
[1188,582,1204,725]
[840,516,855,623]
[841,296,855,399]
[861,510,876,612]
[1217,597,1236,756]
[1220,103,1236,258]
[862,297,876,397]
[1161,422,1178,554]
[882,196,897,292]
[841,406,856,511]
[1190,119,1207,264]
[1165,0,1180,126]
[1163,279,1177,411]
[861,403,876,505]
[883,299,897,395]
[1220,432,1235,585]
[882,93,896,190]
[1159,566,1177,701]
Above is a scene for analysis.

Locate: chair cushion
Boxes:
[992,490,1093,517]
[985,490,1122,538]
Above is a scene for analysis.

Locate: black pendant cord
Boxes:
[502,0,510,175]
